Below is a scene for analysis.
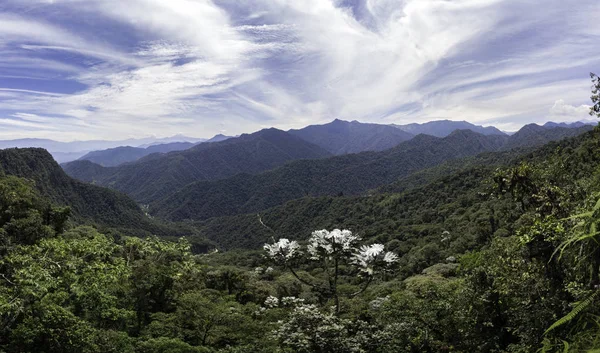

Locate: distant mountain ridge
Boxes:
[0,134,204,153]
[63,128,332,203]
[502,124,594,150]
[392,120,506,137]
[289,119,414,155]
[150,124,593,222]
[0,134,206,164]
[151,129,510,221]
[78,141,195,167]
[543,121,597,129]
[205,134,234,143]
[77,134,236,167]
[62,123,593,223]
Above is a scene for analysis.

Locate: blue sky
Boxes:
[0,0,599,141]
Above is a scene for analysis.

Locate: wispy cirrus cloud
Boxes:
[0,0,599,140]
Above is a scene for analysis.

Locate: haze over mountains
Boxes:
[57,119,593,224]
[1,119,593,166]
[77,135,234,167]
[64,128,331,203]
[0,134,206,163]
[289,119,414,155]
[391,120,507,137]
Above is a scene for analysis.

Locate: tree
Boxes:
[591,72,600,118]
[264,229,397,314]
[0,227,133,352]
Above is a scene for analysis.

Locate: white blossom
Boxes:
[369,295,390,310]
[441,230,451,243]
[353,244,398,274]
[307,229,360,260]
[264,295,280,308]
[264,238,301,261]
[383,251,399,264]
[281,296,305,307]
[361,244,385,257]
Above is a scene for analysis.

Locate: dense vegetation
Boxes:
[0,148,192,238]
[63,128,331,203]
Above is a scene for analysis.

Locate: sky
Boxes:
[0,0,599,141]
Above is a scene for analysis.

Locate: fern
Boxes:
[545,291,600,335]
[561,340,570,353]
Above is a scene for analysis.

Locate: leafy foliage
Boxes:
[0,148,196,237]
[591,72,600,118]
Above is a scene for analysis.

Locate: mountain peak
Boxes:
[393,120,506,137]
[289,119,414,155]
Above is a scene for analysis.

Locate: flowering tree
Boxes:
[264,229,397,314]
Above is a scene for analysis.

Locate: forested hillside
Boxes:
[502,124,593,149]
[0,148,187,237]
[63,128,331,203]
[151,130,508,221]
[191,128,596,249]
[152,125,588,222]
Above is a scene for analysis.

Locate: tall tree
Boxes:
[591,72,600,118]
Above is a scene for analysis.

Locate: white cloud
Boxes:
[549,99,591,119]
[0,0,599,139]
[0,14,138,66]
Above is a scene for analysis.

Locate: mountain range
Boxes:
[151,124,593,222]
[0,134,204,153]
[289,119,414,155]
[61,121,592,224]
[55,119,515,167]
[542,121,597,129]
[391,120,506,137]
[76,134,235,167]
[77,142,195,167]
[151,130,508,221]
[3,119,591,166]
[0,134,206,163]
[63,128,331,203]
[0,118,596,248]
